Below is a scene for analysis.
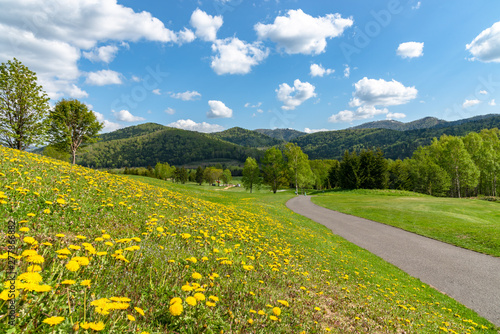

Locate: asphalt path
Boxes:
[286,195,500,327]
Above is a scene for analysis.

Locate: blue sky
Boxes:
[1,0,499,133]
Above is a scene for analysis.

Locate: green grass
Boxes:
[1,147,498,333]
[311,189,500,257]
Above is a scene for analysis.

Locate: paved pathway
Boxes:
[286,195,500,327]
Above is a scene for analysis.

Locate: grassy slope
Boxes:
[311,190,500,257]
[0,148,497,333]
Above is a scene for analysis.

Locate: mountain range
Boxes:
[76,114,500,168]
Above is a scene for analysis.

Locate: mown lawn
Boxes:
[311,189,500,257]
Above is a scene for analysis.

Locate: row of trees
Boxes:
[0,58,103,163]
[324,129,500,198]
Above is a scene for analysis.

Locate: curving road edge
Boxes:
[286,195,500,327]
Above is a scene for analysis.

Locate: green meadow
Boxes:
[0,147,498,333]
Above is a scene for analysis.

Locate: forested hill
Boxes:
[78,128,263,168]
[99,122,167,142]
[350,117,448,131]
[293,114,500,160]
[208,127,284,147]
[254,128,305,141]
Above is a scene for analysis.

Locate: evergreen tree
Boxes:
[195,166,205,185]
[338,150,360,189]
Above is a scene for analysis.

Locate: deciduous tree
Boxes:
[262,147,288,194]
[48,99,103,164]
[242,157,262,193]
[0,58,50,150]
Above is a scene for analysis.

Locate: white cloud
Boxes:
[85,70,123,86]
[479,90,488,95]
[83,45,119,63]
[310,64,334,77]
[463,99,481,109]
[131,75,141,82]
[276,79,316,110]
[386,112,406,119]
[245,102,262,108]
[0,0,187,99]
[177,28,196,45]
[412,1,421,10]
[112,109,146,122]
[168,119,224,133]
[66,84,89,98]
[489,99,496,106]
[164,107,175,115]
[397,42,424,58]
[152,89,161,95]
[329,77,416,123]
[351,77,418,107]
[344,65,350,78]
[211,37,269,75]
[190,8,223,42]
[170,90,202,101]
[207,100,233,118]
[466,21,500,63]
[93,111,122,133]
[255,9,353,55]
[304,128,329,134]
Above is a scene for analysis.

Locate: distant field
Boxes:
[311,190,500,257]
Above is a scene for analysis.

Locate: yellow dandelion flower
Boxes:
[69,245,81,250]
[97,252,107,256]
[18,272,42,284]
[105,242,113,246]
[27,265,42,272]
[27,255,44,263]
[56,234,65,238]
[32,284,52,292]
[181,285,193,292]
[19,227,29,232]
[27,213,36,217]
[134,307,145,316]
[258,310,265,315]
[127,314,136,321]
[22,249,38,257]
[156,227,164,233]
[61,280,76,285]
[192,272,202,280]
[56,248,71,255]
[45,201,53,205]
[194,293,205,301]
[80,279,91,287]
[169,302,183,316]
[314,307,321,311]
[206,301,216,307]
[277,300,289,307]
[43,209,51,214]
[89,321,105,331]
[209,295,219,302]
[270,315,278,321]
[0,289,19,300]
[23,237,36,244]
[56,198,66,205]
[76,235,86,240]
[181,233,191,239]
[186,296,197,306]
[66,261,80,272]
[43,316,64,326]
[248,319,254,324]
[273,307,281,316]
[42,242,53,246]
[170,297,182,305]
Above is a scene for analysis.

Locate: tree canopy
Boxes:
[48,99,103,164]
[0,58,50,150]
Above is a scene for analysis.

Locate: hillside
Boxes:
[77,127,263,168]
[1,146,496,333]
[293,114,500,160]
[99,122,167,142]
[209,127,284,147]
[350,117,448,131]
[254,128,305,141]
